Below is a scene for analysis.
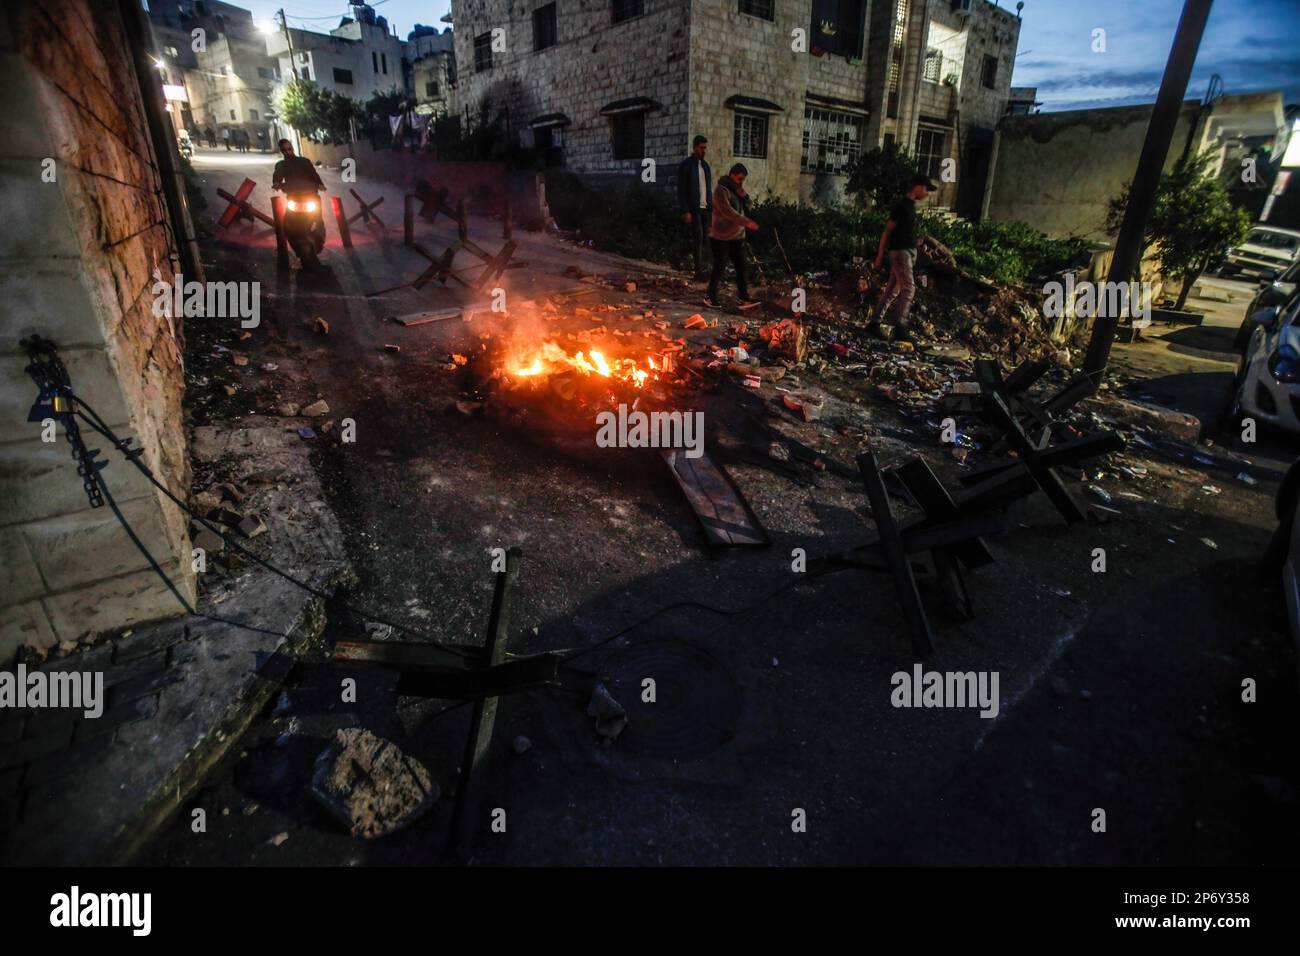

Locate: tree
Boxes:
[846,142,921,209]
[274,80,362,145]
[1106,151,1251,309]
[365,86,406,120]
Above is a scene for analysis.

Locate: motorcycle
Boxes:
[277,187,327,270]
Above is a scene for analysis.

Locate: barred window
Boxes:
[923,48,942,83]
[801,107,863,175]
[733,112,768,159]
[915,126,946,180]
[739,0,775,19]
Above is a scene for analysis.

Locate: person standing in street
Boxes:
[870,173,936,343]
[677,135,712,281]
[704,163,760,310]
[205,126,215,148]
[222,127,231,151]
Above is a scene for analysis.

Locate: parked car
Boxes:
[1233,259,1300,351]
[1218,225,1300,281]
[1263,456,1300,673]
[1230,288,1300,435]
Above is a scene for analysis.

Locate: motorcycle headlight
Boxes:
[303,200,317,213]
[1268,343,1300,383]
[286,199,299,212]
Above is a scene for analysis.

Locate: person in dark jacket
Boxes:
[870,173,935,342]
[704,163,760,310]
[272,139,324,192]
[677,135,712,280]
[204,126,216,148]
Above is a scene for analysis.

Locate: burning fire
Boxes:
[507,341,662,389]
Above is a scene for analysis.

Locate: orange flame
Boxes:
[507,342,658,389]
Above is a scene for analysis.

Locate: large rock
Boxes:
[310,728,439,838]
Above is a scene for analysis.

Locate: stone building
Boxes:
[449,0,1020,208]
[409,25,457,118]
[265,3,410,108]
[1,0,197,663]
[146,2,282,147]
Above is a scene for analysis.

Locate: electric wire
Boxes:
[66,392,836,706]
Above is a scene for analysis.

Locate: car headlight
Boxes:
[1269,343,1300,383]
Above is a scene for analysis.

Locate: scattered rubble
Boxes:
[309,727,439,839]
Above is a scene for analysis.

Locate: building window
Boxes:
[257,66,274,79]
[250,108,259,121]
[534,3,558,50]
[611,111,645,160]
[612,0,644,24]
[474,33,494,72]
[733,112,768,159]
[801,106,863,175]
[886,0,908,117]
[739,0,775,20]
[915,126,946,180]
[981,54,998,89]
[425,80,440,97]
[381,53,388,74]
[333,67,354,84]
[811,0,865,58]
[229,109,236,120]
[372,51,379,73]
[298,67,309,79]
[923,48,942,83]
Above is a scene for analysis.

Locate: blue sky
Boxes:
[1011,0,1300,110]
[235,0,1299,112]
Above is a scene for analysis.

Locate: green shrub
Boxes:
[542,171,1088,286]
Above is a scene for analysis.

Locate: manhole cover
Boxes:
[602,639,742,760]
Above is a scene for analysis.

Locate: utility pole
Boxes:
[277,9,302,153]
[1082,0,1214,383]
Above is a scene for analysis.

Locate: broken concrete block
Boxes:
[237,514,267,539]
[276,402,301,417]
[310,727,439,838]
[192,528,225,554]
[301,399,330,417]
[191,490,223,517]
[587,683,628,741]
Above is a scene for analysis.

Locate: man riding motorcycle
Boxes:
[272,139,327,269]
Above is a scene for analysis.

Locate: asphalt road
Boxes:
[141,149,1300,865]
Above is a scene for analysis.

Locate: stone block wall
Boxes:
[688,0,872,204]
[452,0,692,188]
[0,1,194,664]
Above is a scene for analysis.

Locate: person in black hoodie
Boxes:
[677,136,713,280]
